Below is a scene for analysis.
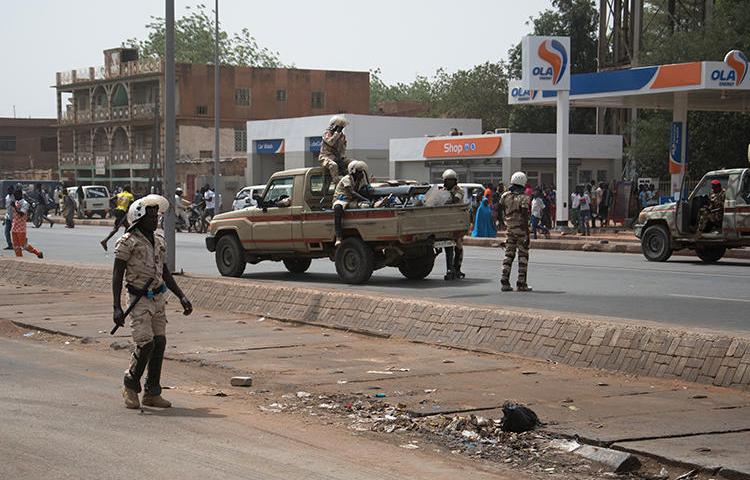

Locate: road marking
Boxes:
[668,294,750,303]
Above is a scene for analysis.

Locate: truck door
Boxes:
[252,176,294,251]
[735,170,750,237]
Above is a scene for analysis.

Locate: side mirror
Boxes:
[747,143,749,163]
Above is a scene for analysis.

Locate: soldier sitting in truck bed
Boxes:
[333,160,370,246]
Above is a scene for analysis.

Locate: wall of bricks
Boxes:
[2,258,748,391]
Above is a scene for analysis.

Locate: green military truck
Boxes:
[635,165,750,263]
[205,167,469,284]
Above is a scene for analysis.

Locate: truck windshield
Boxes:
[263,177,294,205]
[691,175,729,199]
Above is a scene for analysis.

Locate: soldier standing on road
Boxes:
[500,172,532,292]
[441,169,466,280]
[101,185,134,251]
[319,115,349,184]
[112,194,193,409]
[698,179,726,233]
[333,160,370,246]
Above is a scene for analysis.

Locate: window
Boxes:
[311,91,325,109]
[276,89,287,102]
[0,136,16,152]
[196,105,208,115]
[199,150,213,159]
[234,128,247,152]
[579,170,593,184]
[309,174,326,196]
[691,174,729,199]
[85,187,109,199]
[597,170,608,182]
[40,137,57,152]
[234,88,250,106]
[263,177,294,206]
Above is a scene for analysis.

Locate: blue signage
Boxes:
[669,122,682,174]
[255,139,284,154]
[309,136,322,153]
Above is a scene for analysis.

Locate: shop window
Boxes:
[196,105,208,116]
[311,91,325,109]
[597,170,608,182]
[235,88,250,106]
[199,150,213,159]
[579,170,592,184]
[276,89,287,102]
[234,128,247,152]
[40,137,57,152]
[0,136,16,152]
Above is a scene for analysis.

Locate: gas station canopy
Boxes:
[510,58,750,112]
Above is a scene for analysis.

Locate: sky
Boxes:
[0,0,551,119]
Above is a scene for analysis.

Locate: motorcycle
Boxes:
[188,202,206,233]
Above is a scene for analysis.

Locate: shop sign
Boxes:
[95,156,106,175]
[522,36,570,91]
[423,136,501,158]
[255,139,285,154]
[309,136,322,153]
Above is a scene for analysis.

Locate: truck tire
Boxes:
[642,224,672,262]
[335,237,374,284]
[695,246,725,263]
[398,254,435,280]
[215,234,246,277]
[283,258,312,274]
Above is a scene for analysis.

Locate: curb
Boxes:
[2,258,749,393]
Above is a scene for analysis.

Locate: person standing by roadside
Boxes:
[578,187,592,236]
[570,187,581,229]
[10,188,43,258]
[588,182,598,228]
[101,185,135,251]
[3,186,14,250]
[76,186,85,218]
[531,192,550,239]
[63,187,77,228]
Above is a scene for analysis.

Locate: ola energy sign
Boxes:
[423,136,501,158]
[704,50,749,88]
[522,36,570,91]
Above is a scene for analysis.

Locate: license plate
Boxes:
[433,240,456,248]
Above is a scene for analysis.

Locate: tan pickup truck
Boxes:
[205,167,470,284]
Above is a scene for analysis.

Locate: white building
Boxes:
[246,114,481,185]
[390,132,623,189]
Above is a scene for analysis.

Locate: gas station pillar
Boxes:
[556,90,570,227]
[670,92,688,198]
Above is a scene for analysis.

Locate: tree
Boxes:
[124,4,284,67]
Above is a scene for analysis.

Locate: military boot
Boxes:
[500,281,513,292]
[142,394,172,408]
[453,248,465,279]
[444,247,456,280]
[122,386,140,409]
[516,284,533,292]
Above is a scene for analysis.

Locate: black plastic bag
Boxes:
[500,402,540,433]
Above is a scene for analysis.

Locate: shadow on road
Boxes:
[240,272,495,289]
[139,406,226,419]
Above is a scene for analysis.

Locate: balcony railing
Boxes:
[132,103,156,120]
[112,106,129,120]
[60,111,75,125]
[57,58,162,86]
[133,148,155,163]
[60,153,75,165]
[93,106,109,122]
[111,151,129,164]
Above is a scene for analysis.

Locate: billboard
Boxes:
[255,139,285,154]
[522,36,571,91]
[423,136,501,158]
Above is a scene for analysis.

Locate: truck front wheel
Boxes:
[216,234,246,277]
[642,224,672,262]
[335,237,374,284]
[696,246,725,263]
[283,258,312,274]
[398,254,435,280]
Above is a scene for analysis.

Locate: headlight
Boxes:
[637,212,648,224]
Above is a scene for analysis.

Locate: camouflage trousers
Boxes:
[319,156,347,185]
[697,209,722,232]
[501,230,529,286]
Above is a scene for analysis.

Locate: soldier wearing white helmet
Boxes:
[440,169,466,280]
[332,160,371,246]
[499,171,532,291]
[319,115,349,184]
[112,194,193,409]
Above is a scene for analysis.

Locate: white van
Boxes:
[231,185,266,210]
[67,185,110,218]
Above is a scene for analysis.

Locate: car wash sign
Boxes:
[522,36,570,91]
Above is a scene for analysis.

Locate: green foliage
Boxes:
[124,4,284,67]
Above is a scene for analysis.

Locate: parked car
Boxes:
[231,185,266,210]
[66,185,110,219]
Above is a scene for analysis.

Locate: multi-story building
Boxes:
[0,117,58,179]
[56,47,369,198]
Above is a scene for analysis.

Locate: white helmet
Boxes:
[347,160,368,175]
[127,194,169,225]
[329,115,348,128]
[511,171,528,187]
[442,169,458,181]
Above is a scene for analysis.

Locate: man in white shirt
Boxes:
[4,186,14,250]
[570,190,581,229]
[203,186,216,222]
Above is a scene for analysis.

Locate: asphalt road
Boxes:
[0,336,512,480]
[11,225,750,332]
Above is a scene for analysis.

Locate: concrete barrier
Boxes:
[2,258,748,391]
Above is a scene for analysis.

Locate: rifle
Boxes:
[110,278,154,335]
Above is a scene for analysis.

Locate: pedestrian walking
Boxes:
[101,185,135,251]
[3,186,14,250]
[531,192,550,239]
[578,187,591,236]
[500,171,532,292]
[9,188,43,258]
[471,195,496,238]
[203,185,216,222]
[63,188,76,228]
[113,194,193,409]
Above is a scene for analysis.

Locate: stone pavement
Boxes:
[1,282,749,478]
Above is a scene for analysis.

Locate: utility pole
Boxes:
[214,0,221,213]
[164,0,176,272]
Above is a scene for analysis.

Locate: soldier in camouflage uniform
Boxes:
[112,194,193,410]
[441,169,466,280]
[500,172,532,292]
[319,115,349,184]
[697,179,726,233]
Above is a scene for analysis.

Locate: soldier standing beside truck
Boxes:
[319,115,349,184]
[333,160,371,246]
[441,169,466,280]
[697,179,726,233]
[500,172,532,292]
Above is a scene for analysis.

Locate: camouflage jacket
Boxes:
[320,130,347,161]
[501,191,530,230]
